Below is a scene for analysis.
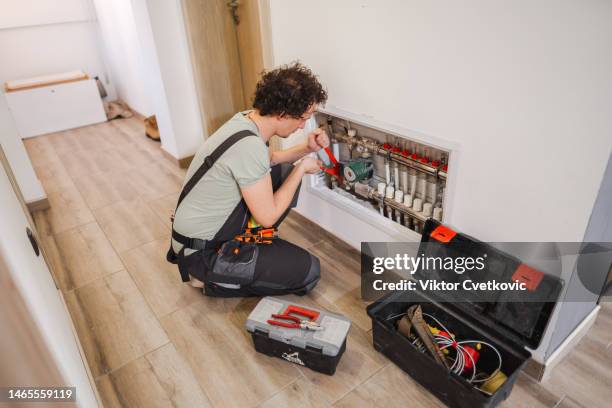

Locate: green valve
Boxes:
[343,159,374,182]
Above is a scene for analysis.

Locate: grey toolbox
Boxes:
[246,297,351,375]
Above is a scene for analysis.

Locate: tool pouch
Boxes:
[176,240,258,286]
[210,240,259,285]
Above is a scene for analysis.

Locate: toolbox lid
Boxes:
[413,220,564,350]
[246,297,351,357]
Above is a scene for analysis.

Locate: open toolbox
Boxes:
[367,219,564,408]
[246,297,351,375]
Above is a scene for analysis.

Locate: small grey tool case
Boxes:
[246,296,351,375]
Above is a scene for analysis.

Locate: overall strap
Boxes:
[171,130,256,253]
[175,130,256,211]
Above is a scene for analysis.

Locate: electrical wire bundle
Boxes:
[387,309,507,394]
[423,313,503,387]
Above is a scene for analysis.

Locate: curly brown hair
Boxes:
[252,62,327,118]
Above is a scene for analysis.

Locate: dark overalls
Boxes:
[167,130,321,297]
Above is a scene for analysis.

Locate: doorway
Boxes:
[181,0,272,136]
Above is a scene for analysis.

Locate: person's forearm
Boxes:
[270,141,310,165]
[269,165,305,223]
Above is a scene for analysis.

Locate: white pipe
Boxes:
[417,173,427,201]
[404,194,413,208]
[413,198,423,212]
[384,159,391,184]
[427,175,438,204]
[401,166,409,194]
[385,185,395,199]
[409,169,417,196]
[332,142,340,161]
[393,162,400,190]
[433,207,443,221]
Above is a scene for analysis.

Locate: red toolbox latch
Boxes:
[512,264,544,291]
[430,225,457,243]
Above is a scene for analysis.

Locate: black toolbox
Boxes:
[246,297,351,375]
[367,220,563,408]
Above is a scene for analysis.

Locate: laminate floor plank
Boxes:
[113,143,162,170]
[73,170,140,210]
[48,128,84,156]
[63,270,169,378]
[42,186,95,235]
[23,134,62,167]
[501,372,562,407]
[69,124,117,152]
[557,395,587,408]
[33,159,75,194]
[96,343,212,408]
[94,121,141,150]
[147,192,179,227]
[53,222,124,291]
[110,118,168,159]
[120,239,202,318]
[161,298,301,408]
[333,363,444,408]
[124,162,183,201]
[307,240,370,332]
[259,377,332,408]
[541,335,612,408]
[59,148,132,179]
[93,198,169,253]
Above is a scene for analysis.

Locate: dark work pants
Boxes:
[204,164,321,297]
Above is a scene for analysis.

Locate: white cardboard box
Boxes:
[5,78,106,138]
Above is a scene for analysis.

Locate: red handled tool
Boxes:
[267,305,323,331]
[320,147,343,183]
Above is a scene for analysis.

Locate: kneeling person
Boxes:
[168,63,328,297]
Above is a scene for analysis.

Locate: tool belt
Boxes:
[166,130,267,285]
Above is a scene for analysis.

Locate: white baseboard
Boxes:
[540,305,600,381]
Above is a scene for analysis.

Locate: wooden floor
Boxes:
[25,118,611,408]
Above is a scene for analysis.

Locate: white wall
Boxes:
[0,0,114,99]
[0,90,45,203]
[92,0,204,159]
[141,0,204,159]
[0,164,97,408]
[270,0,612,244]
[91,0,152,114]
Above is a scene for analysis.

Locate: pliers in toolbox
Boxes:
[267,314,323,331]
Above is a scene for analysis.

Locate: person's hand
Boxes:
[297,156,323,174]
[306,128,330,152]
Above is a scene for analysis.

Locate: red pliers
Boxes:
[267,305,323,331]
[320,147,343,183]
[268,314,323,331]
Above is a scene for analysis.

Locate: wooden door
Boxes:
[181,0,267,136]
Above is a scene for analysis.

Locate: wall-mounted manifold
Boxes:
[314,113,450,234]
